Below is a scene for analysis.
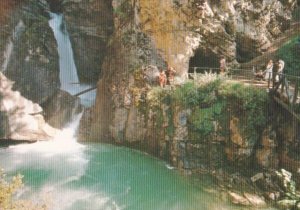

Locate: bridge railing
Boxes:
[188,66,256,80]
[270,73,300,105]
[188,66,300,106]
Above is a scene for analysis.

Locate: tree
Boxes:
[0,168,47,210]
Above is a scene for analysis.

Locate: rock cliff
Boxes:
[3,0,59,104]
[60,0,114,82]
[84,0,296,141]
[0,72,58,140]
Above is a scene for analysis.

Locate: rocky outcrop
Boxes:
[42,90,83,128]
[0,0,24,73]
[85,0,296,142]
[256,126,279,168]
[136,0,296,71]
[0,72,58,141]
[61,0,114,82]
[4,0,60,104]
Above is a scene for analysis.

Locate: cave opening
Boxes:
[188,48,220,73]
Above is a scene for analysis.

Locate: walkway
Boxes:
[189,66,300,120]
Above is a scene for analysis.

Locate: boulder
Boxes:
[42,90,83,129]
[0,72,58,141]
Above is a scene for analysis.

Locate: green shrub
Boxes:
[189,101,225,139]
[0,168,47,210]
[171,80,221,107]
[277,36,300,76]
[145,79,268,142]
[219,82,269,143]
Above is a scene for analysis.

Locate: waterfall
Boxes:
[48,13,79,94]
[48,13,96,107]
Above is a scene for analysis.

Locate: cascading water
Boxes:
[48,13,96,107]
[1,20,25,72]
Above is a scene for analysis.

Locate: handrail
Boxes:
[188,66,300,80]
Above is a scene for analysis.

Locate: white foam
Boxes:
[9,113,84,155]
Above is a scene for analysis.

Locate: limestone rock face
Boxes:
[42,90,83,128]
[136,0,296,72]
[86,0,296,142]
[4,0,60,104]
[256,126,279,168]
[225,117,256,165]
[0,72,58,141]
[0,0,24,70]
[62,0,114,82]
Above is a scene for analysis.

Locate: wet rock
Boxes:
[42,90,83,129]
[251,173,264,182]
[265,191,280,201]
[110,108,128,142]
[125,106,146,142]
[228,191,250,206]
[256,126,279,168]
[5,0,60,104]
[63,0,114,82]
[226,116,257,165]
[277,199,297,210]
[0,111,9,138]
[243,193,266,207]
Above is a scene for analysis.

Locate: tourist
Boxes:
[275,59,285,82]
[219,56,227,74]
[264,59,274,81]
[254,59,273,80]
[166,64,176,85]
[158,69,167,88]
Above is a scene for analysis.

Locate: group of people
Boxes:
[254,59,285,81]
[156,56,284,88]
[158,65,176,88]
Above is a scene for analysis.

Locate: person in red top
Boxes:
[166,64,176,85]
[158,69,167,88]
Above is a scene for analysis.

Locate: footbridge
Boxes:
[189,66,300,121]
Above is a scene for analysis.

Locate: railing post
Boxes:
[267,73,271,89]
[293,82,299,105]
[281,75,284,93]
[285,78,290,103]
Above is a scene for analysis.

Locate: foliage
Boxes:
[113,0,134,23]
[147,87,170,108]
[0,168,47,210]
[141,74,268,142]
[219,82,269,142]
[277,36,300,76]
[171,79,221,107]
[189,101,225,138]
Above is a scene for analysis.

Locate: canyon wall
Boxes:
[84,0,296,140]
[61,0,114,82]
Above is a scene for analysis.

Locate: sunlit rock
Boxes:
[0,72,58,141]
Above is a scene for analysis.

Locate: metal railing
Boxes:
[188,65,300,117]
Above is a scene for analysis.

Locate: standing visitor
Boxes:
[275,59,285,82]
[219,56,227,74]
[264,59,274,81]
[166,65,176,85]
[158,69,167,88]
